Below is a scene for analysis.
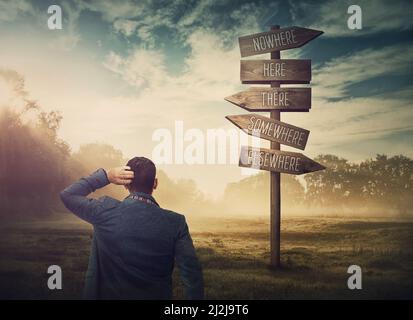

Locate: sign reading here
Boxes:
[241,59,311,84]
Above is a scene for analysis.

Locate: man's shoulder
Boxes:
[96,196,121,211]
[158,207,186,223]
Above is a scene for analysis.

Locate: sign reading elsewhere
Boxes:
[239,146,325,175]
[241,59,311,84]
[225,88,311,112]
[239,26,323,57]
[226,114,309,150]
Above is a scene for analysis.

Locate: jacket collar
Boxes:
[126,191,159,207]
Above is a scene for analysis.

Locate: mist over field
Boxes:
[1,70,411,300]
[1,69,412,221]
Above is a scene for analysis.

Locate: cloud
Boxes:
[103,27,241,114]
[2,0,413,195]
[79,0,277,48]
[293,93,413,148]
[289,0,413,37]
[175,1,278,44]
[113,19,139,37]
[98,27,244,169]
[47,2,82,51]
[103,48,169,89]
[182,29,240,87]
[104,27,239,86]
[0,0,33,22]
[0,1,81,51]
[313,44,413,99]
[50,32,80,51]
[280,43,413,156]
[101,24,413,164]
[79,0,143,22]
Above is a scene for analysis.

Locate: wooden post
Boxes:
[230,23,323,267]
[270,25,281,269]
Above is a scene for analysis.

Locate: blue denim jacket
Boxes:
[60,169,204,300]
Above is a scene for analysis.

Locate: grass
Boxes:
[0,215,412,299]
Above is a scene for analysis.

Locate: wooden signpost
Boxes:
[241,59,311,84]
[224,25,324,269]
[239,146,325,175]
[239,26,323,57]
[225,88,311,112]
[226,114,309,150]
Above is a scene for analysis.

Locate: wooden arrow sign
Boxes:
[225,88,311,112]
[226,114,309,150]
[241,59,311,84]
[239,26,323,57]
[239,146,325,175]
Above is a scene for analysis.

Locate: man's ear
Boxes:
[153,178,158,190]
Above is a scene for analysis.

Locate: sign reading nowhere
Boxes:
[239,26,323,57]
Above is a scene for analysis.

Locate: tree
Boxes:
[359,155,413,215]
[221,172,305,215]
[0,104,71,216]
[304,155,356,207]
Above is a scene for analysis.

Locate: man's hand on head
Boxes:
[106,166,134,185]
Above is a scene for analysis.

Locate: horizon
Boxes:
[0,0,412,197]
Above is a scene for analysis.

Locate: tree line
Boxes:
[0,73,411,218]
[0,86,209,217]
[222,154,413,216]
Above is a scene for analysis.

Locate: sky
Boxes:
[0,0,412,197]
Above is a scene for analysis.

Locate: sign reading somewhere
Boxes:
[225,88,311,112]
[239,26,323,57]
[239,146,325,175]
[241,59,311,84]
[226,114,309,150]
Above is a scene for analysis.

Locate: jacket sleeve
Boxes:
[174,216,204,300]
[60,168,111,224]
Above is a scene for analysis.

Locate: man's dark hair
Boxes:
[126,157,156,194]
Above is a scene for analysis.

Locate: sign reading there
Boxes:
[225,88,311,112]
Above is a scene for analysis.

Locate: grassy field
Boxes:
[0,214,412,299]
